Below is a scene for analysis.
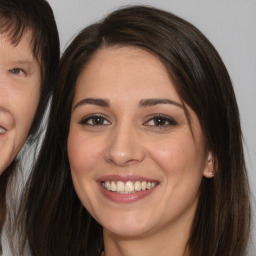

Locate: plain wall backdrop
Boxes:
[2,1,255,255]
[1,0,255,255]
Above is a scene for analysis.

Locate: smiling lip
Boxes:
[97,175,159,203]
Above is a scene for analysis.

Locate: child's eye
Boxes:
[79,114,111,126]
[144,115,177,127]
[9,68,26,76]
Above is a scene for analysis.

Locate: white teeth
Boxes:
[0,127,6,134]
[141,181,146,191]
[110,181,117,191]
[134,181,141,191]
[102,180,157,193]
[117,181,124,192]
[125,181,134,192]
[105,181,111,190]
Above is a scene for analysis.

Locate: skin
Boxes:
[68,46,213,256]
[0,31,41,174]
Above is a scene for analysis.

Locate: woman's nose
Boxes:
[104,124,145,167]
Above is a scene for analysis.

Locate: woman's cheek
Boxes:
[68,131,102,174]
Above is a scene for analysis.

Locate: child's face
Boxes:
[0,30,41,173]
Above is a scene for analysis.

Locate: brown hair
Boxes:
[21,5,250,256]
[0,0,60,252]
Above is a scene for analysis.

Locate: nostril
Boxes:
[106,153,144,167]
[105,129,145,166]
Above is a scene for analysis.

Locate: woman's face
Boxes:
[0,31,41,173]
[68,46,213,239]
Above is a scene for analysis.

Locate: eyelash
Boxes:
[9,68,26,76]
[79,114,111,126]
[79,114,177,128]
[144,114,177,128]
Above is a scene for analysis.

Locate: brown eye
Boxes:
[91,116,105,125]
[144,115,177,127]
[154,117,168,126]
[79,114,111,126]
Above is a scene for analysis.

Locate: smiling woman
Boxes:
[21,5,251,256]
[68,46,213,246]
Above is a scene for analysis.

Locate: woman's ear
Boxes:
[203,152,214,178]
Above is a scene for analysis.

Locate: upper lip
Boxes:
[97,175,158,183]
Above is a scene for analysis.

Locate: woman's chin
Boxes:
[102,217,154,239]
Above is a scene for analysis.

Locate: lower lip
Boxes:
[98,183,157,203]
[0,131,7,138]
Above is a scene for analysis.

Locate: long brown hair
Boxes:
[20,5,251,256]
[0,0,60,252]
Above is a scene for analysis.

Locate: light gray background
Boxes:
[48,0,256,199]
[2,1,256,255]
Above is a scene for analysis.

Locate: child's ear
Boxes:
[203,152,214,178]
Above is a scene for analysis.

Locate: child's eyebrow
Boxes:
[8,59,39,72]
[9,60,35,65]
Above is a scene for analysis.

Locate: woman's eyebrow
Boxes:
[74,98,184,110]
[139,99,184,109]
[74,98,110,110]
